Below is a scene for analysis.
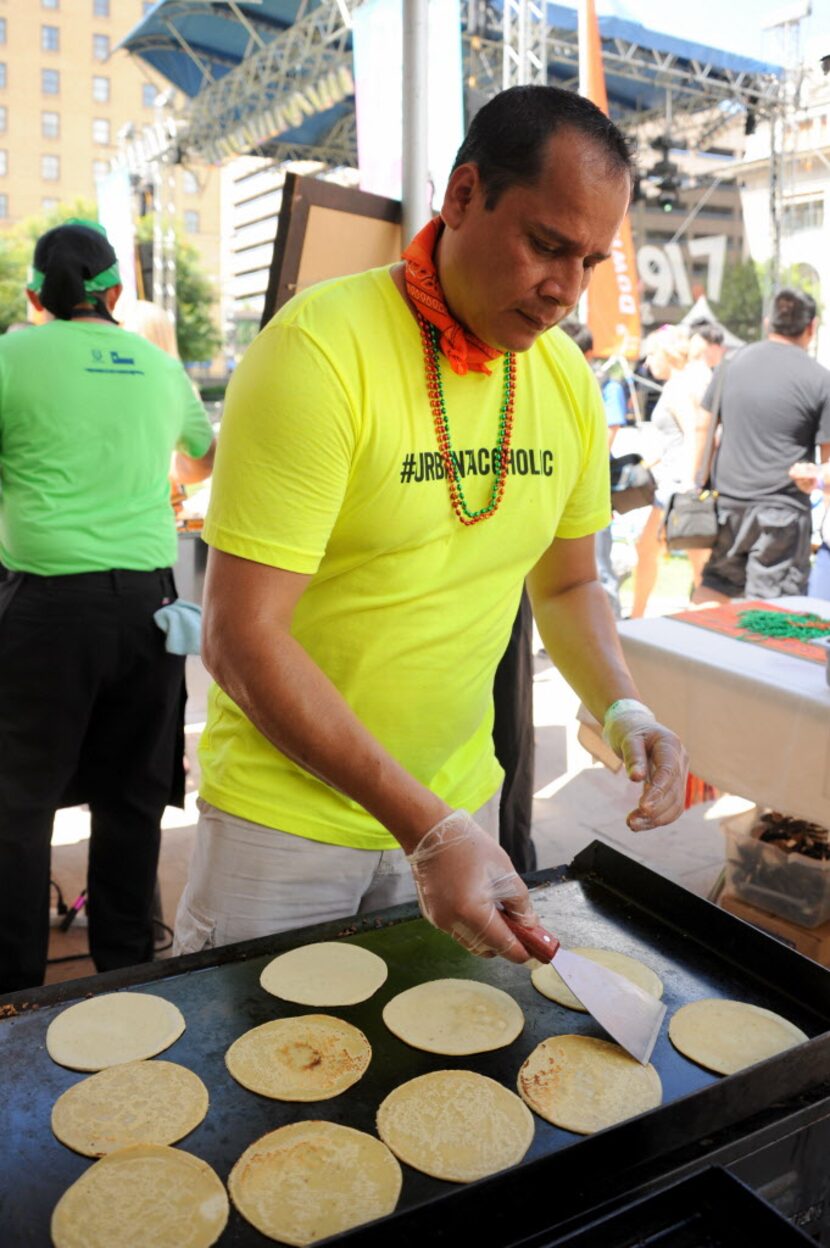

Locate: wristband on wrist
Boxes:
[602,698,655,732]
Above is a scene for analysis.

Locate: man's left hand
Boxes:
[603,699,689,831]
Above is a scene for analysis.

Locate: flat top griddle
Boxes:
[3,842,830,1248]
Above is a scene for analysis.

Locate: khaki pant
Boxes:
[173,792,501,955]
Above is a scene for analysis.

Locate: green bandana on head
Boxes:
[27,218,121,295]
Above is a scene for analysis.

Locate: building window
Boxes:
[183,210,200,234]
[92,159,109,181]
[92,76,110,103]
[92,34,109,62]
[182,169,199,194]
[42,111,60,139]
[42,25,60,52]
[782,198,825,235]
[42,0,60,8]
[142,83,158,109]
[42,69,59,95]
[93,0,110,15]
[0,151,7,176]
[42,197,58,212]
[0,107,7,134]
[42,154,60,181]
[92,118,110,145]
[0,19,6,44]
[0,194,7,219]
[143,2,155,13]
[0,64,7,90]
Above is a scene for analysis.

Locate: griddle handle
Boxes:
[501,913,561,963]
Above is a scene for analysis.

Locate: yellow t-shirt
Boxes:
[200,267,610,849]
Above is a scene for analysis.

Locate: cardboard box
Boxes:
[720,891,830,967]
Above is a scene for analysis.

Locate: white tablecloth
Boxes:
[617,597,830,828]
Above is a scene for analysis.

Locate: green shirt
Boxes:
[0,320,213,575]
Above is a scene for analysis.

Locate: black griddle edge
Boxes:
[332,842,830,1246]
[4,841,830,1248]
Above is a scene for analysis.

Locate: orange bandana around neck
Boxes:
[402,217,502,377]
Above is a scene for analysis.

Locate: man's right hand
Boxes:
[406,809,538,963]
[789,461,823,495]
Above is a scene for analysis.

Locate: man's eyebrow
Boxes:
[529,222,611,263]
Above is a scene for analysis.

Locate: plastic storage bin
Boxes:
[723,808,830,928]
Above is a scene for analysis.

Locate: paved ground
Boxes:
[44,558,743,985]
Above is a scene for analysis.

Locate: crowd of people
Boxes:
[558,300,829,621]
[1,83,828,996]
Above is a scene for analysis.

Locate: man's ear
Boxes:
[440,162,480,229]
[26,289,44,313]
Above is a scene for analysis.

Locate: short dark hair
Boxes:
[559,319,594,355]
[770,287,817,338]
[688,319,725,346]
[452,85,634,209]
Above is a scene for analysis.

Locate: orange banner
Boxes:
[578,0,641,360]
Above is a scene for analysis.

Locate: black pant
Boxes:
[492,589,537,874]
[0,569,185,993]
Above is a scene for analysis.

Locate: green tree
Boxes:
[0,234,28,332]
[175,239,221,364]
[0,197,97,332]
[0,204,221,363]
[720,260,825,342]
[713,259,764,343]
[233,307,261,352]
[135,216,221,364]
[779,263,823,321]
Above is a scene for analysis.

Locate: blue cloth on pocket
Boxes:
[153,600,202,655]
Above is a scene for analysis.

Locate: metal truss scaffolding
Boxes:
[171,0,358,164]
[502,0,547,88]
[469,1,782,124]
[123,0,783,169]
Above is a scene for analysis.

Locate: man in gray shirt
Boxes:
[693,288,830,601]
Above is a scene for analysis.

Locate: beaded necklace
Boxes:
[738,608,830,643]
[418,315,516,526]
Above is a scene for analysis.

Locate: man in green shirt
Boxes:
[0,220,215,993]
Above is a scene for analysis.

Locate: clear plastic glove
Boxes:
[407,809,537,963]
[603,698,689,831]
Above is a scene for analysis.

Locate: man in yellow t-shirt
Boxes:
[174,86,688,963]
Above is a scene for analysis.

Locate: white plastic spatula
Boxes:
[502,914,665,1064]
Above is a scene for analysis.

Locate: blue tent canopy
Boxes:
[121,0,783,154]
[122,2,303,98]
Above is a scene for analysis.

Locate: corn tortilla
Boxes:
[51,1060,209,1157]
[669,998,808,1075]
[259,941,387,1006]
[50,1143,228,1248]
[531,948,663,1012]
[376,1069,534,1183]
[46,992,185,1071]
[225,1013,371,1101]
[518,1034,662,1134]
[229,1121,402,1246]
[382,977,524,1054]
